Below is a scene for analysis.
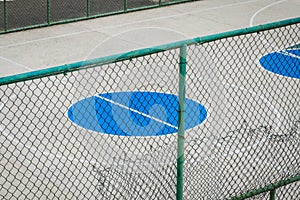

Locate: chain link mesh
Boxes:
[185,23,299,199]
[0,50,181,199]
[5,0,47,30]
[0,20,299,199]
[0,0,195,33]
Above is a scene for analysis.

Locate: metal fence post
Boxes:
[124,0,127,12]
[87,0,90,17]
[270,189,275,200]
[47,0,50,24]
[4,0,7,31]
[177,44,187,200]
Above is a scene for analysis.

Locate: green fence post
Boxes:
[47,0,50,24]
[87,0,90,17]
[124,0,127,12]
[4,0,7,32]
[177,44,187,200]
[270,189,275,200]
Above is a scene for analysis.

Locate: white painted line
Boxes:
[287,47,300,50]
[0,93,97,165]
[96,94,178,130]
[0,55,33,71]
[0,87,98,165]
[234,84,282,135]
[278,50,300,59]
[0,126,97,165]
[0,0,260,49]
[249,0,288,27]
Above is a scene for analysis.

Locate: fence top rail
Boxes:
[229,175,300,200]
[0,16,299,86]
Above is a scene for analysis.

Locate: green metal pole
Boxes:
[230,175,300,200]
[4,0,7,32]
[124,0,127,12]
[270,189,275,200]
[176,44,187,200]
[47,0,50,24]
[87,0,90,17]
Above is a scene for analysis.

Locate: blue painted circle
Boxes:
[67,91,207,136]
[259,44,300,79]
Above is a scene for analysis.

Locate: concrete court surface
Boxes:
[0,0,299,199]
[0,0,299,77]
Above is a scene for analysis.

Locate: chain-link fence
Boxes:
[0,17,299,199]
[0,0,196,34]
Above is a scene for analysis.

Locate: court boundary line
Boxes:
[84,26,189,60]
[279,50,300,59]
[0,89,98,165]
[0,55,32,71]
[0,0,260,49]
[95,94,178,130]
[249,0,288,27]
[0,84,284,166]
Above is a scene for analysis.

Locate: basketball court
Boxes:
[0,0,299,199]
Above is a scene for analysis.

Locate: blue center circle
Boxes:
[259,44,300,79]
[67,91,207,136]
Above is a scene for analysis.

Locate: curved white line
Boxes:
[279,50,300,59]
[249,0,288,27]
[0,93,97,165]
[0,82,283,166]
[0,0,260,49]
[231,83,281,134]
[0,126,97,165]
[195,82,283,164]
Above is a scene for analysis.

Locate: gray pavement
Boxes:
[0,0,299,77]
[0,0,299,199]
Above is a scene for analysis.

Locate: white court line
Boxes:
[95,94,178,130]
[0,0,260,49]
[247,83,282,134]
[0,81,98,165]
[287,47,300,50]
[249,0,288,27]
[278,50,300,59]
[0,126,97,165]
[195,82,282,164]
[0,55,33,71]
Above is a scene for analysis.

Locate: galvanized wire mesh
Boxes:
[0,49,181,199]
[275,181,300,200]
[0,0,195,33]
[0,19,299,199]
[184,23,300,199]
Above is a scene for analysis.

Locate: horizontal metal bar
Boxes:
[0,17,299,86]
[229,175,300,200]
[0,0,194,35]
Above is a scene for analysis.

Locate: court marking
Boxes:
[249,0,288,27]
[259,46,300,79]
[0,92,98,165]
[68,91,207,136]
[188,80,282,165]
[278,49,300,59]
[96,94,178,130]
[0,55,32,71]
[84,26,190,59]
[0,0,260,49]
[1,82,282,167]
